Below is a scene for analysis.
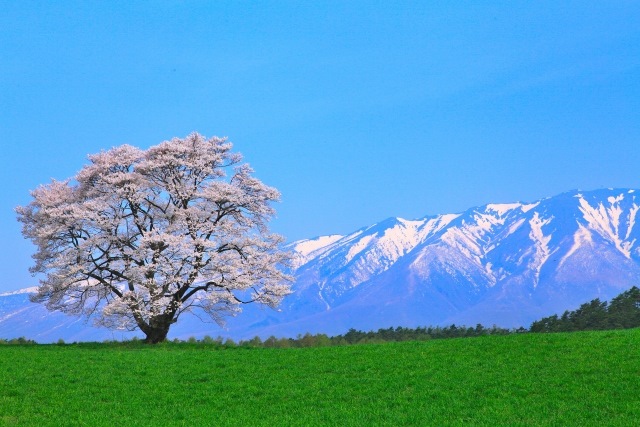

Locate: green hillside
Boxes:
[1,329,639,426]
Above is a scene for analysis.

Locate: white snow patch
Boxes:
[439,211,509,267]
[486,203,521,216]
[506,218,526,237]
[442,228,483,260]
[438,213,461,224]
[608,194,624,204]
[288,235,345,269]
[529,212,554,287]
[382,219,422,251]
[626,203,639,240]
[397,218,425,228]
[0,287,38,297]
[292,235,343,257]
[345,234,376,264]
[559,225,593,268]
[521,202,539,213]
[578,196,631,258]
[317,290,331,310]
[485,262,495,278]
[345,218,428,266]
[416,214,461,243]
[475,212,504,232]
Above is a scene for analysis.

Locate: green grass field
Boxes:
[1,329,639,426]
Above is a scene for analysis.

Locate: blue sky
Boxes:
[1,1,639,292]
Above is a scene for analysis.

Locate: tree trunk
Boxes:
[143,326,170,344]
[140,314,174,344]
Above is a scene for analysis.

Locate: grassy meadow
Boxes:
[1,329,639,426]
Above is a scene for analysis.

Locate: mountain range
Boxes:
[2,188,640,342]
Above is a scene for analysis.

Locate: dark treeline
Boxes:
[0,325,519,347]
[162,324,519,348]
[530,286,640,333]
[333,324,517,344]
[2,287,640,347]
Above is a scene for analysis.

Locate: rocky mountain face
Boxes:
[2,188,640,342]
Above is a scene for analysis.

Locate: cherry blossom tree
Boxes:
[17,133,292,343]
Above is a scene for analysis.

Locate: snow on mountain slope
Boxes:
[289,214,462,308]
[288,235,344,269]
[3,188,640,342]
[576,191,639,259]
[282,188,640,332]
[0,287,38,297]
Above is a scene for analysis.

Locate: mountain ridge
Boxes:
[281,188,640,332]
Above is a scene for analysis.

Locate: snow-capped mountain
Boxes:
[2,188,640,342]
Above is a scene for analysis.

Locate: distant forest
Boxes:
[529,286,640,333]
[3,287,639,347]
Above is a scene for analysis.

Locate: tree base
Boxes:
[143,327,170,344]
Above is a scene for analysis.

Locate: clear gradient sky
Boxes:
[1,1,639,292]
